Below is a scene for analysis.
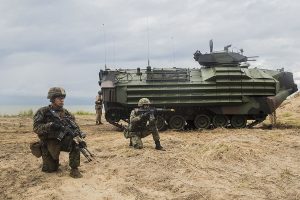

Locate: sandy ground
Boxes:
[1,95,300,200]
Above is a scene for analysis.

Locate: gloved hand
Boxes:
[140,112,150,119]
[50,122,62,131]
[80,132,87,138]
[149,114,155,122]
[79,141,87,148]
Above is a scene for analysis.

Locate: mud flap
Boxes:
[30,141,42,158]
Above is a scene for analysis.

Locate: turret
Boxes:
[194,40,250,67]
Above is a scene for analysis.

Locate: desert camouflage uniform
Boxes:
[128,108,160,149]
[95,95,103,124]
[33,106,80,172]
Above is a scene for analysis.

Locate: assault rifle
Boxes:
[136,108,175,119]
[49,109,94,162]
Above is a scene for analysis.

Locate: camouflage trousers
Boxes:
[130,125,160,149]
[40,137,80,172]
[96,109,102,124]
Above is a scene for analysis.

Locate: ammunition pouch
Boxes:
[46,131,61,140]
[30,141,42,158]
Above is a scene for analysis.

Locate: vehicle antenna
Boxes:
[147,18,150,67]
[171,36,175,67]
[102,24,107,70]
[209,39,213,53]
[113,38,116,67]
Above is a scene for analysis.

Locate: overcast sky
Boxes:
[0,0,299,105]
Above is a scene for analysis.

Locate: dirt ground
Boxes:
[1,95,300,200]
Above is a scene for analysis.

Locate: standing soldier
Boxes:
[127,98,165,150]
[32,87,82,178]
[95,91,103,125]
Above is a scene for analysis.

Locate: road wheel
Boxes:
[212,115,229,128]
[231,115,247,128]
[169,115,185,130]
[194,114,211,129]
[185,120,196,130]
[156,116,167,131]
[105,109,122,123]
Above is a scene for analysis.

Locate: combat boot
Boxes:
[41,159,59,173]
[70,168,83,178]
[129,138,133,147]
[155,140,165,151]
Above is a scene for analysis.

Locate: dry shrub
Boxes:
[261,122,300,129]
[200,142,256,162]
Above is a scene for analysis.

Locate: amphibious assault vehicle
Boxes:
[98,41,298,130]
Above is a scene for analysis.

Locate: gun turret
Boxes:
[194,41,250,67]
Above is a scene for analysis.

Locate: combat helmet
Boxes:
[98,90,102,95]
[47,87,66,100]
[138,98,151,107]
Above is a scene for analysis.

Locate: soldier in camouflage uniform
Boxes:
[95,91,103,125]
[128,98,165,150]
[33,87,82,178]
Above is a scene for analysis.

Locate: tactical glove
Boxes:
[149,114,155,121]
[140,112,150,119]
[80,132,87,138]
[50,122,62,130]
[79,141,87,148]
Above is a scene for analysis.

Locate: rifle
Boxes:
[136,107,175,120]
[49,109,94,162]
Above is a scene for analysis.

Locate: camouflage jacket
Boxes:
[95,101,103,110]
[95,95,103,110]
[129,108,157,132]
[33,105,75,140]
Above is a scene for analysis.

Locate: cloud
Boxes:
[0,0,300,104]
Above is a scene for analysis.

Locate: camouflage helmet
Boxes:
[138,98,151,107]
[47,87,66,100]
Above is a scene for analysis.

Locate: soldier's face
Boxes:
[143,104,149,109]
[53,97,65,108]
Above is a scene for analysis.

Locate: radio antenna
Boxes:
[113,38,115,67]
[147,18,150,67]
[171,36,175,67]
[102,24,107,70]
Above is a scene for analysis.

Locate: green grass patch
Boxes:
[74,110,94,115]
[282,112,293,118]
[18,109,34,117]
[0,114,12,117]
[0,109,34,117]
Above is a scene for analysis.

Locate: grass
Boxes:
[0,109,94,117]
[262,120,300,129]
[0,109,34,117]
[18,109,34,117]
[282,112,293,118]
[74,110,94,115]
[280,168,293,180]
[0,114,12,117]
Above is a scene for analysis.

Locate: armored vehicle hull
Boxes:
[98,46,298,130]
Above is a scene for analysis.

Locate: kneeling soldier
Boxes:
[33,87,82,178]
[128,98,165,150]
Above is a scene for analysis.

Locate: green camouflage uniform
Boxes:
[95,95,103,124]
[128,108,160,149]
[33,105,80,172]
